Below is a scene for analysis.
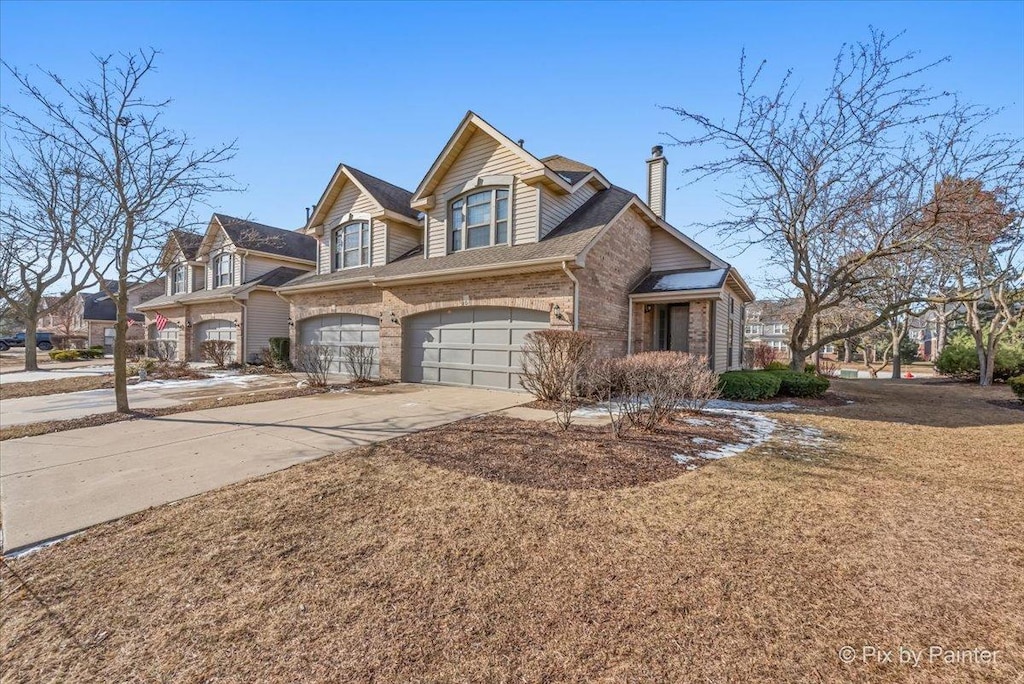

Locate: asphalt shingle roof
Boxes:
[81,292,144,322]
[281,186,635,290]
[214,214,317,262]
[171,230,203,260]
[541,155,595,185]
[345,166,419,220]
[137,266,310,309]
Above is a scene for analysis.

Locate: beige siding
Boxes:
[191,264,205,292]
[650,229,711,272]
[318,234,331,274]
[244,255,284,282]
[372,219,387,267]
[539,183,598,238]
[713,290,744,372]
[323,181,379,228]
[205,230,237,290]
[387,222,421,262]
[426,129,538,257]
[245,290,291,360]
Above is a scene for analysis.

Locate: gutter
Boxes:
[560,260,580,330]
[229,295,248,363]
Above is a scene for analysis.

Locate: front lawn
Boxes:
[1,380,1021,682]
[0,375,113,400]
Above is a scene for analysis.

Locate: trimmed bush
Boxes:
[48,349,82,361]
[804,363,817,374]
[1009,375,1024,404]
[719,371,782,401]
[268,337,290,367]
[770,370,830,398]
[80,348,104,359]
[763,361,789,372]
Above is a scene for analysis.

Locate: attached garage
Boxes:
[298,314,380,377]
[403,306,549,390]
[194,319,237,362]
[149,322,180,360]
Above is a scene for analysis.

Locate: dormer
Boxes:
[304,166,420,275]
[158,230,204,296]
[411,111,611,258]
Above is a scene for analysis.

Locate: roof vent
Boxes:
[517,139,525,148]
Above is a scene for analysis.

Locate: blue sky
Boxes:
[2,1,1022,295]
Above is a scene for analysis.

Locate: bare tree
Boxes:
[3,50,237,410]
[927,179,1023,385]
[664,30,1023,370]
[0,140,97,370]
[48,294,84,349]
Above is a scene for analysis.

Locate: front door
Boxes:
[668,304,690,352]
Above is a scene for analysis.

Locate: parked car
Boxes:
[0,332,54,351]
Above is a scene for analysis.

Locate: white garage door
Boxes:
[403,307,549,390]
[298,314,380,377]
[194,319,237,362]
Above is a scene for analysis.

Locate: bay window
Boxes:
[333,221,370,269]
[450,187,509,252]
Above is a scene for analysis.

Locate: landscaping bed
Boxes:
[381,412,748,491]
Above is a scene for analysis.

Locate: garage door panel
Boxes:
[195,320,238,361]
[403,306,548,390]
[298,314,380,378]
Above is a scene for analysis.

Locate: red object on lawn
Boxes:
[905,372,914,379]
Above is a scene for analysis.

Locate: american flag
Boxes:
[127,319,135,328]
[154,312,169,331]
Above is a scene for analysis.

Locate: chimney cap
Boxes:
[651,145,664,157]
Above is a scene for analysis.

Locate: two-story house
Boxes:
[277,112,754,390]
[137,215,317,362]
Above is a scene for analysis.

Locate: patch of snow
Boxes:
[683,417,713,426]
[706,398,798,411]
[141,374,268,391]
[690,437,718,445]
[5,531,81,559]
[693,409,778,460]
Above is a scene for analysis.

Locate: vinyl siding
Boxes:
[713,289,744,372]
[650,229,712,272]
[539,183,598,238]
[244,255,284,282]
[205,231,240,290]
[245,290,291,360]
[372,219,387,267]
[320,219,379,273]
[316,180,381,273]
[426,129,538,257]
[387,222,421,262]
[191,265,205,292]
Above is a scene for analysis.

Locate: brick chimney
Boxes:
[646,145,668,219]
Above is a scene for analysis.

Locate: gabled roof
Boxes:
[306,165,418,230]
[202,214,317,263]
[541,155,595,185]
[81,292,143,322]
[136,266,310,310]
[170,230,203,261]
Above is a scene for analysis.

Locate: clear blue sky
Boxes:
[2,1,1022,295]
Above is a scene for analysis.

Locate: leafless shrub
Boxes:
[297,343,334,388]
[817,357,840,378]
[126,340,148,361]
[342,344,376,382]
[752,344,780,369]
[616,352,720,431]
[146,340,175,361]
[519,330,594,402]
[199,339,234,368]
[584,357,628,438]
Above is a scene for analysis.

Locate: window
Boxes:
[171,265,186,294]
[745,324,761,336]
[103,327,115,349]
[333,221,370,269]
[771,323,788,335]
[213,252,233,288]
[449,187,509,252]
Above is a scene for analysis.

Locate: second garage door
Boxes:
[403,307,549,390]
[194,319,237,362]
[298,314,380,377]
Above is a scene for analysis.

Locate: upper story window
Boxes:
[449,188,508,252]
[212,252,232,288]
[333,221,370,270]
[171,264,186,295]
[771,323,788,335]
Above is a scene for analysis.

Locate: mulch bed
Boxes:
[375,412,749,491]
[987,399,1024,412]
[0,386,327,441]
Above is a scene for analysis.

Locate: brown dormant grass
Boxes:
[0,375,112,400]
[1,380,1021,682]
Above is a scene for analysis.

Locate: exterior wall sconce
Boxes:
[644,305,653,313]
[185,320,193,329]
[552,304,566,321]
[390,312,399,324]
[288,318,294,328]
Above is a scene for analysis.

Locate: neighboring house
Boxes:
[136,216,317,363]
[39,294,85,338]
[908,310,939,361]
[745,299,836,358]
[277,111,754,389]
[80,279,166,352]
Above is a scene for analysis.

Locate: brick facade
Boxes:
[577,207,652,358]
[288,270,574,381]
[144,301,242,361]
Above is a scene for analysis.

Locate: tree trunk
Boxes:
[890,328,904,380]
[934,309,948,360]
[114,287,130,413]
[843,340,853,363]
[24,315,39,371]
[978,336,998,387]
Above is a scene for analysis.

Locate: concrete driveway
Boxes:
[0,384,523,552]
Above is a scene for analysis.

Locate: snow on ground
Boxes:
[138,372,270,392]
[677,409,778,462]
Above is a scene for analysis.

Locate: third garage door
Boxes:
[403,307,549,390]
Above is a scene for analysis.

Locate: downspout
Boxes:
[627,296,634,355]
[230,295,247,364]
[561,260,580,331]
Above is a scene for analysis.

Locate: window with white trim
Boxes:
[212,252,233,288]
[333,221,370,270]
[171,264,186,294]
[449,187,509,252]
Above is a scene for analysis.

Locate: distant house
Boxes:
[81,279,166,352]
[38,295,85,340]
[745,299,835,359]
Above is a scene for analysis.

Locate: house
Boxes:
[80,279,166,352]
[745,299,837,359]
[276,111,753,389]
[38,294,86,345]
[136,215,317,362]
